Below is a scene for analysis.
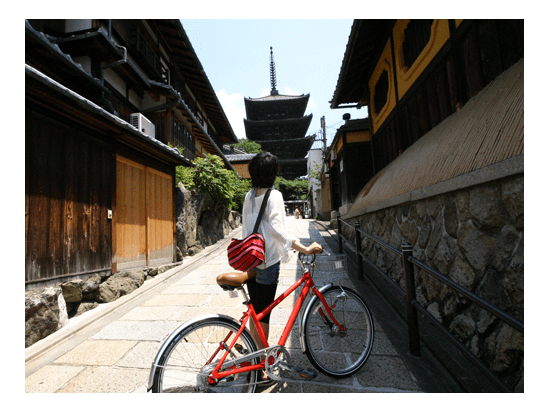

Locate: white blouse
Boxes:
[241,188,296,269]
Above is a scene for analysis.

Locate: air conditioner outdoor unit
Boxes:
[130,113,155,138]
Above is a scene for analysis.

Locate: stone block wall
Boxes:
[340,173,524,391]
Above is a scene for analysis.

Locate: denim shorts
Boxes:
[251,261,280,285]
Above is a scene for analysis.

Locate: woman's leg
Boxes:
[249,320,270,349]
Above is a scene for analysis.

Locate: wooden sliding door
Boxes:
[115,155,173,270]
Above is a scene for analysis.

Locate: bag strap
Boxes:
[252,188,272,234]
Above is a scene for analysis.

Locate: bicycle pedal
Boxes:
[298,368,318,380]
[279,362,318,380]
[234,343,249,355]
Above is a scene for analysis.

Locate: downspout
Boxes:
[100,45,128,82]
[99,43,128,113]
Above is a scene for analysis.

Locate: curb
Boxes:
[25,226,241,364]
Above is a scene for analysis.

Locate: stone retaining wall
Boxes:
[340,173,524,391]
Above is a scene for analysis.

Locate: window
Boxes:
[402,20,434,69]
[173,119,195,160]
[374,70,389,115]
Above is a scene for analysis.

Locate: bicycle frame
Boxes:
[206,266,346,385]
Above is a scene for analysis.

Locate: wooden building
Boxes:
[244,48,314,180]
[329,19,524,391]
[25,19,238,289]
[326,115,372,215]
[223,146,255,179]
[331,19,523,186]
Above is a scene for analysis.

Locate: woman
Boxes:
[218,152,322,382]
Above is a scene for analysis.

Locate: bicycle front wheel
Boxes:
[151,316,259,393]
[303,286,374,378]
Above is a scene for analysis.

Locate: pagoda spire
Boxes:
[270,47,278,95]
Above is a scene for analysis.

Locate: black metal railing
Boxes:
[336,214,523,393]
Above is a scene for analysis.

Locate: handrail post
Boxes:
[402,241,420,356]
[337,213,342,253]
[355,219,364,281]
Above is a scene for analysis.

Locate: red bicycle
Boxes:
[148,251,374,393]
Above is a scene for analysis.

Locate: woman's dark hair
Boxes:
[248,152,279,188]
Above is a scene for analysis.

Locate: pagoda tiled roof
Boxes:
[245,93,309,102]
[244,114,313,141]
[244,93,309,120]
[277,157,309,179]
[258,135,314,159]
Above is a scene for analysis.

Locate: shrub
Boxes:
[175,153,250,211]
[275,176,308,200]
[230,139,262,154]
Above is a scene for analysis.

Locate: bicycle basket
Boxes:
[312,254,348,286]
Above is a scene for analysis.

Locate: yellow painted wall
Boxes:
[346,130,370,143]
[369,40,397,133]
[336,136,343,154]
[393,19,450,99]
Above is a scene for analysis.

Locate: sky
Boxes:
[179,19,360,149]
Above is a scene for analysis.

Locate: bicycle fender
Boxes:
[147,313,241,392]
[298,283,333,353]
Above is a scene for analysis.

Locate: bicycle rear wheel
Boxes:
[303,286,374,378]
[151,316,259,393]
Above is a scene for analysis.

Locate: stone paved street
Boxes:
[25,218,423,393]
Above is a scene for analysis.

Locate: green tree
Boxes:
[309,161,323,182]
[231,139,263,154]
[275,177,309,200]
[174,152,250,211]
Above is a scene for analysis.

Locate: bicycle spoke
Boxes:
[304,287,374,377]
[152,318,260,393]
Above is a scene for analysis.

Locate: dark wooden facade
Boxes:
[327,117,372,212]
[25,108,113,283]
[25,20,237,288]
[331,20,524,177]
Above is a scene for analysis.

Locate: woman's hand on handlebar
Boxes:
[292,240,322,255]
[305,242,323,255]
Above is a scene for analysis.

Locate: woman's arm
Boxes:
[267,191,323,255]
[291,240,323,255]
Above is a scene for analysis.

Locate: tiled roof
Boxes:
[225,153,256,162]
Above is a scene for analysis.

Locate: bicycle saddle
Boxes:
[216,271,253,291]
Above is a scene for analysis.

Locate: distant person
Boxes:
[295,207,300,219]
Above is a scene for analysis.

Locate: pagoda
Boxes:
[244,47,314,180]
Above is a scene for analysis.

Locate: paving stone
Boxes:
[56,366,149,393]
[161,284,208,294]
[91,320,181,341]
[116,341,162,369]
[119,306,180,321]
[302,383,377,393]
[142,293,207,307]
[168,306,244,322]
[372,332,399,356]
[53,340,137,366]
[26,365,85,393]
[355,354,421,391]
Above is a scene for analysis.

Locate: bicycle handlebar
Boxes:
[298,249,332,266]
[298,251,316,264]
